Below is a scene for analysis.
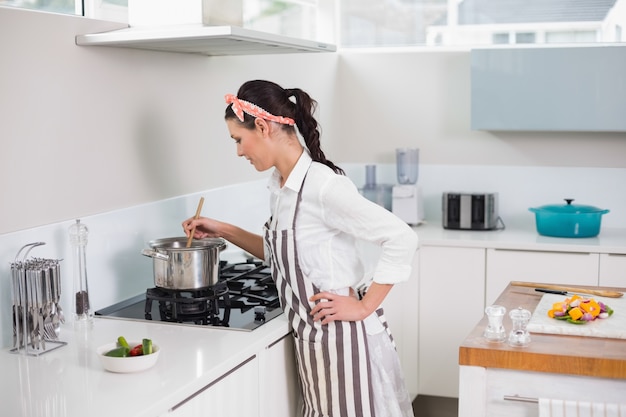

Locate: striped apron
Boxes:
[263,173,392,417]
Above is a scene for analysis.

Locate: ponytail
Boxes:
[226,80,344,175]
[284,88,344,175]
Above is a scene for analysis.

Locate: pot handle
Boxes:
[141,249,170,261]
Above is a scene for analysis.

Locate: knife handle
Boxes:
[535,288,568,296]
[511,281,623,298]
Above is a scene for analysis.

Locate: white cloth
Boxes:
[266,151,418,291]
[538,399,626,417]
[367,328,414,417]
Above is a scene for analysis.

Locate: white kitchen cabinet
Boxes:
[258,334,301,417]
[418,246,485,398]
[599,253,626,287]
[485,249,599,305]
[167,355,260,417]
[168,333,300,417]
[459,366,626,417]
[382,252,420,399]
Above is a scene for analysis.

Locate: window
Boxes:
[515,32,536,44]
[339,0,626,47]
[492,32,509,44]
[1,0,128,22]
[1,0,78,15]
[545,30,597,44]
[243,0,318,43]
[4,0,626,48]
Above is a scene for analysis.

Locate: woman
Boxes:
[183,80,417,417]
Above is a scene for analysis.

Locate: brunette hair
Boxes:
[225,80,344,175]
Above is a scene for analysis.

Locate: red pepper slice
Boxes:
[129,344,144,356]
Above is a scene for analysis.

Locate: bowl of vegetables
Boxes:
[97,336,160,373]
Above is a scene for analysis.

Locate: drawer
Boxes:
[599,253,626,287]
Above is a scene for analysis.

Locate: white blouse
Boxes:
[265,151,418,292]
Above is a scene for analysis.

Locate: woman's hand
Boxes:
[182,217,266,261]
[182,216,223,240]
[309,283,394,325]
[309,291,369,324]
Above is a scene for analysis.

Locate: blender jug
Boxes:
[396,148,419,184]
[392,148,424,225]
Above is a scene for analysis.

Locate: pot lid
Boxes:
[530,199,609,214]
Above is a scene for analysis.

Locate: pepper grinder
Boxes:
[508,307,531,347]
[69,219,94,330]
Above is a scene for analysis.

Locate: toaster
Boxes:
[442,192,499,230]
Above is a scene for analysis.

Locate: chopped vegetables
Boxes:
[142,338,153,355]
[129,344,144,357]
[105,336,154,357]
[547,295,613,324]
[117,336,130,349]
[105,346,130,357]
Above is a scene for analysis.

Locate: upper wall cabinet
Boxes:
[470,45,626,132]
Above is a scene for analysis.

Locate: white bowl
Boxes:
[97,341,160,373]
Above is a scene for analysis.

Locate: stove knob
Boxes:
[254,306,267,322]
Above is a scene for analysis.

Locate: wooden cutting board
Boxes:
[527,293,626,340]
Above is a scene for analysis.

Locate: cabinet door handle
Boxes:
[268,333,292,349]
[493,248,592,256]
[169,355,257,412]
[503,395,538,403]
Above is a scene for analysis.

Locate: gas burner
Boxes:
[145,282,231,326]
[223,272,280,308]
[96,260,282,331]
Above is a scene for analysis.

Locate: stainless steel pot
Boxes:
[141,237,226,290]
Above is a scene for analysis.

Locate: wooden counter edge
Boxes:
[459,344,626,379]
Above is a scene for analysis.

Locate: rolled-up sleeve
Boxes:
[319,175,418,285]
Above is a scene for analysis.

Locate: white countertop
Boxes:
[1,316,290,417]
[413,222,626,254]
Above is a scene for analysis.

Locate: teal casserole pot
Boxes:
[528,199,610,238]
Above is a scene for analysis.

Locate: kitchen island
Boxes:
[458,283,626,417]
[1,315,297,417]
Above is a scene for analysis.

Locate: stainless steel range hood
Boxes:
[75,24,336,56]
[75,0,336,56]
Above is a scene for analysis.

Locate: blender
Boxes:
[392,148,424,225]
[360,165,393,211]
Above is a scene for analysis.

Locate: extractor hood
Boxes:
[75,24,337,56]
[75,0,336,56]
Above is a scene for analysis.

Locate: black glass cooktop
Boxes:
[95,262,283,331]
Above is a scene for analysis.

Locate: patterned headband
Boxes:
[225,93,295,126]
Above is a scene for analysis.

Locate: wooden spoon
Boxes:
[186,197,205,248]
[510,281,623,298]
